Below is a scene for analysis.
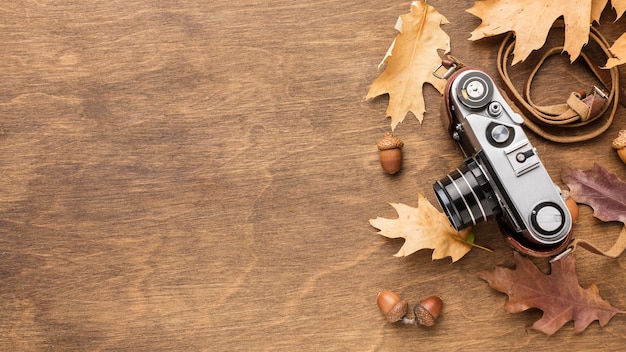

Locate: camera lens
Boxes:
[433,158,499,231]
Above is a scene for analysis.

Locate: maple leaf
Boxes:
[561,163,626,224]
[366,1,450,130]
[369,193,472,262]
[467,0,592,64]
[480,252,624,335]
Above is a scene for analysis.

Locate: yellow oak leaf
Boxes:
[467,0,592,65]
[611,0,626,19]
[592,0,609,23]
[366,1,450,130]
[369,193,472,262]
[600,0,626,67]
[605,32,626,68]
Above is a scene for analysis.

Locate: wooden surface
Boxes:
[1,1,625,350]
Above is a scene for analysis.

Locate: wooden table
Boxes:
[1,1,625,350]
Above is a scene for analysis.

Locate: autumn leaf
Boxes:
[606,32,626,68]
[369,193,472,262]
[591,0,609,23]
[562,163,626,224]
[594,0,626,67]
[480,252,624,335]
[467,0,592,64]
[366,1,450,130]
[611,0,626,19]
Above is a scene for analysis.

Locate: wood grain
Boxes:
[0,1,625,350]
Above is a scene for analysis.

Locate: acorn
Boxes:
[377,132,404,174]
[612,129,626,165]
[413,296,443,327]
[561,190,579,223]
[376,290,409,323]
[377,290,443,327]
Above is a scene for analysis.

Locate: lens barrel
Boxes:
[433,158,499,231]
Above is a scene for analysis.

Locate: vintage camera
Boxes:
[433,68,572,256]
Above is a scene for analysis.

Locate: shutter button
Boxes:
[491,125,509,143]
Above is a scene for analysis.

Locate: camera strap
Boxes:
[496,22,620,143]
[568,226,626,259]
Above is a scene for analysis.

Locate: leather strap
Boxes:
[571,226,626,258]
[496,23,620,143]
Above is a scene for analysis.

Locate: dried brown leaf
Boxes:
[562,163,626,224]
[366,1,449,130]
[605,32,626,68]
[369,193,472,262]
[611,0,626,19]
[592,0,626,67]
[592,0,609,23]
[467,0,592,64]
[480,252,623,335]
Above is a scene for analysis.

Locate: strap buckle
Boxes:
[549,246,574,263]
[593,85,608,100]
[432,62,457,80]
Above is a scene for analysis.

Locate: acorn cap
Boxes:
[376,290,408,323]
[377,132,404,151]
[384,299,408,323]
[414,296,442,327]
[612,130,626,149]
[414,305,436,327]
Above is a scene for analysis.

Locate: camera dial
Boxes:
[530,202,567,244]
[456,71,493,109]
[488,102,503,117]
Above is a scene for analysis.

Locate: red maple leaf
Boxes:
[479,252,624,335]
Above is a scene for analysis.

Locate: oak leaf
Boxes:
[467,0,592,64]
[611,0,626,19]
[480,251,624,335]
[366,1,450,130]
[369,193,472,262]
[606,32,626,68]
[562,163,626,224]
[591,0,609,23]
[593,0,626,67]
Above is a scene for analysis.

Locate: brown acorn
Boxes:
[562,190,579,223]
[612,129,626,165]
[376,290,408,323]
[413,296,443,327]
[377,132,404,174]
